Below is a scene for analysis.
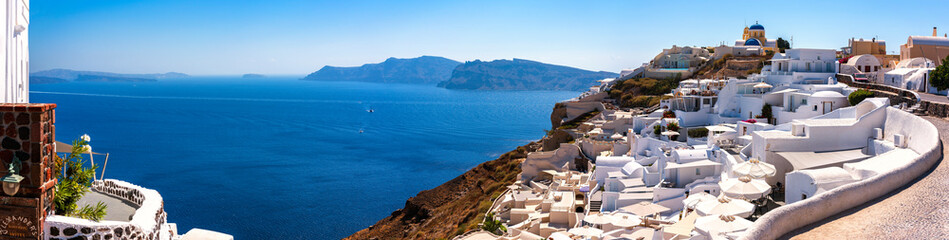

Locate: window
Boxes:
[704,190,711,194]
[695,168,701,175]
[802,194,807,200]
[813,105,818,111]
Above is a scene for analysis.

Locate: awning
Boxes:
[767,88,799,95]
[619,178,645,188]
[661,211,700,236]
[705,125,736,132]
[617,192,654,201]
[55,141,105,155]
[665,160,722,170]
[607,171,626,178]
[776,148,871,170]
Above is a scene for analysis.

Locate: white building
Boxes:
[882,57,938,94]
[758,49,838,86]
[1,0,29,103]
[840,54,886,82]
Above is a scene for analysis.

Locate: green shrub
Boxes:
[481,213,507,234]
[688,128,709,138]
[666,122,680,132]
[53,136,107,221]
[931,55,949,91]
[848,89,874,106]
[662,110,676,118]
[653,125,662,136]
[760,103,773,119]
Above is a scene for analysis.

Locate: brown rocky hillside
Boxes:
[345,142,541,240]
[693,54,771,79]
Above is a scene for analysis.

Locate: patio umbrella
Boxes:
[619,201,671,217]
[694,215,753,238]
[568,225,603,238]
[608,213,640,228]
[731,158,776,178]
[55,141,105,155]
[611,133,624,140]
[704,125,736,133]
[720,176,772,200]
[695,195,755,218]
[584,212,613,226]
[604,227,656,240]
[683,192,717,209]
[753,82,773,89]
[660,131,679,136]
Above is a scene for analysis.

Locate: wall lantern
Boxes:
[1,157,24,196]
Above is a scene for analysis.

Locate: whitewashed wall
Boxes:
[1,0,29,103]
[740,108,942,240]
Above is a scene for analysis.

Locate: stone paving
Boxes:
[76,190,138,221]
[783,116,949,240]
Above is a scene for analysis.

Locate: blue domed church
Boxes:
[735,21,778,52]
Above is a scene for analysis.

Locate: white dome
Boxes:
[845,54,881,67]
[811,91,846,98]
[895,57,935,69]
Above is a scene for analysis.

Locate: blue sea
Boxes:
[30,77,579,239]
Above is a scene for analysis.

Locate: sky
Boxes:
[30,0,949,75]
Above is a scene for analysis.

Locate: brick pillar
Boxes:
[0,103,56,240]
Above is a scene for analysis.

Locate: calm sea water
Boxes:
[30,77,579,239]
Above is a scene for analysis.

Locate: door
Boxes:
[823,101,833,114]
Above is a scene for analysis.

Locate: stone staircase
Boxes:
[588,201,602,213]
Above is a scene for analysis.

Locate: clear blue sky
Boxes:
[30,0,948,75]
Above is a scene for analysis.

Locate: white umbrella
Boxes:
[695,195,755,218]
[660,131,680,136]
[720,176,772,200]
[611,133,624,140]
[683,192,717,209]
[694,215,754,238]
[608,213,640,228]
[568,225,604,238]
[704,125,736,133]
[604,227,656,240]
[731,158,776,178]
[753,82,773,89]
[619,201,671,217]
[584,212,613,225]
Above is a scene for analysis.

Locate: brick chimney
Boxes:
[934,27,938,37]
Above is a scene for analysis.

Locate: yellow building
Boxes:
[900,27,949,66]
[848,38,886,55]
[845,38,900,68]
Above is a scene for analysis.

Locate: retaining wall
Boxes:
[45,179,170,240]
[740,108,942,240]
[838,73,949,117]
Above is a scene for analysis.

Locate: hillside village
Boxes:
[451,22,949,240]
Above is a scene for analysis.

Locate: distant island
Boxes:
[28,76,69,84]
[438,59,618,91]
[30,69,188,83]
[305,56,618,91]
[74,74,157,82]
[302,56,461,85]
[243,74,266,78]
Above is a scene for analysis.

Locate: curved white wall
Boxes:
[740,108,942,240]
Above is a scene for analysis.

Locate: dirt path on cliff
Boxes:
[782,116,949,239]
